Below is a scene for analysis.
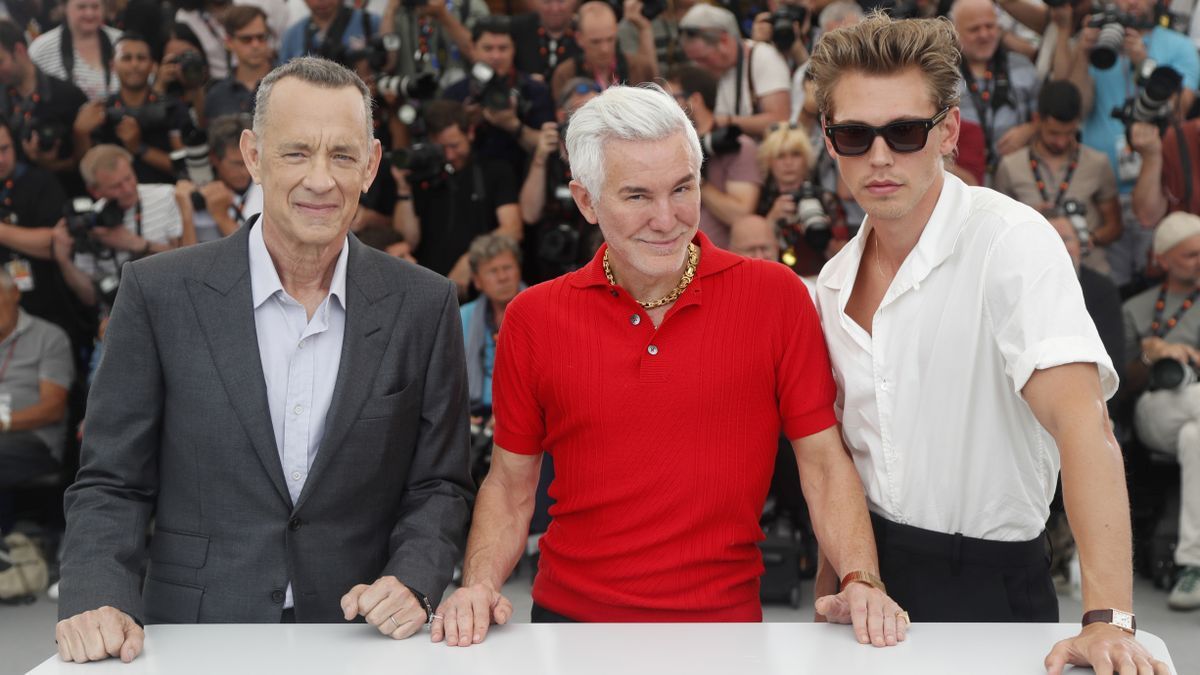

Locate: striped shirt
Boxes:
[73,183,183,279]
[28,25,122,102]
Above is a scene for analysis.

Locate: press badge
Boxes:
[1116,135,1143,182]
[6,258,33,291]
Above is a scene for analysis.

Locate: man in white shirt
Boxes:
[807,14,1167,675]
[678,4,789,138]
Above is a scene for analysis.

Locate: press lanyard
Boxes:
[1149,284,1200,337]
[1029,147,1079,207]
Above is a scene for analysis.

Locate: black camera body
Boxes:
[64,197,125,241]
[172,51,208,91]
[388,142,449,189]
[1061,197,1091,247]
[105,99,169,130]
[22,118,66,153]
[1148,356,1199,391]
[701,124,743,170]
[771,5,808,54]
[779,182,832,252]
[469,63,526,114]
[1087,9,1153,69]
[1111,64,1184,133]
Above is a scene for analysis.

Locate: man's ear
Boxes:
[240,129,262,185]
[568,180,599,225]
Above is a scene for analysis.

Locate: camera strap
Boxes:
[1172,120,1194,211]
[1028,146,1079,207]
[1149,283,1200,337]
[60,26,114,95]
[732,42,758,117]
[307,6,355,56]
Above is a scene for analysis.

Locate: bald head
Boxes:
[578,1,617,32]
[730,215,780,260]
[577,1,619,70]
[951,0,1000,64]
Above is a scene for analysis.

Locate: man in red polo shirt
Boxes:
[433,84,905,647]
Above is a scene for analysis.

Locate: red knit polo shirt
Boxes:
[492,232,837,622]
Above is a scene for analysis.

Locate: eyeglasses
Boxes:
[823,107,951,157]
[767,121,800,134]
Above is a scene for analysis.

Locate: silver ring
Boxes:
[389,614,400,630]
[431,613,444,621]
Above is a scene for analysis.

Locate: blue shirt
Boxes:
[249,221,348,608]
[1082,26,1200,193]
[460,298,496,409]
[279,9,382,64]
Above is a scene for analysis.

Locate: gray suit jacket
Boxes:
[58,221,475,624]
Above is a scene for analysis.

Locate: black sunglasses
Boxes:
[823,107,951,157]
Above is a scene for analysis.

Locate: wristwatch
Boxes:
[1082,608,1137,634]
[840,570,887,594]
[403,584,433,624]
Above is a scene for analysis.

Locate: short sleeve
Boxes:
[773,267,838,440]
[1094,152,1119,202]
[491,293,545,454]
[749,43,790,97]
[984,217,1118,398]
[37,323,75,390]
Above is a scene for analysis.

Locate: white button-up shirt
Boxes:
[816,173,1117,541]
[248,222,347,607]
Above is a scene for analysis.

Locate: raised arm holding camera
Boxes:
[177,114,262,242]
[548,1,657,101]
[381,0,488,88]
[1130,116,1200,226]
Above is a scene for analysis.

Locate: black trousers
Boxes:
[0,431,57,489]
[871,513,1059,623]
[531,602,578,623]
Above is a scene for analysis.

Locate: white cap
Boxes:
[1153,212,1200,255]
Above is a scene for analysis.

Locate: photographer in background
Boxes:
[73,33,190,186]
[442,16,554,177]
[678,4,790,138]
[279,0,381,64]
[153,24,211,129]
[1121,212,1200,612]
[0,19,89,198]
[666,64,760,250]
[518,78,601,283]
[206,6,273,118]
[1070,0,1198,285]
[549,0,658,101]
[176,114,261,242]
[618,0,691,74]
[392,100,521,294]
[994,79,1121,279]
[382,0,487,89]
[1130,115,1200,225]
[51,144,184,310]
[512,0,579,82]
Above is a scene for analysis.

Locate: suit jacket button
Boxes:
[289,517,302,531]
[271,590,285,603]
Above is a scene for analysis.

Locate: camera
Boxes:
[538,222,582,267]
[64,196,125,242]
[1147,357,1199,391]
[105,99,169,129]
[169,51,208,93]
[781,182,832,252]
[170,128,215,212]
[469,62,525,113]
[700,124,743,167]
[1111,64,1183,132]
[640,0,665,20]
[1061,198,1090,248]
[345,34,403,73]
[770,5,807,53]
[387,142,449,189]
[377,71,439,101]
[1087,8,1152,69]
[22,119,66,154]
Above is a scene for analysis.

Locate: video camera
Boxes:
[1111,63,1183,133]
[1087,7,1155,69]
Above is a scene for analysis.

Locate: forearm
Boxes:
[1131,155,1168,227]
[439,11,475,63]
[794,431,879,579]
[1093,213,1123,246]
[729,110,788,138]
[393,199,421,249]
[519,164,549,224]
[0,224,53,260]
[10,400,66,431]
[699,182,753,226]
[997,0,1049,32]
[517,125,540,153]
[1060,420,1134,612]
[461,461,540,591]
[1068,47,1095,118]
[57,256,98,307]
[213,210,240,237]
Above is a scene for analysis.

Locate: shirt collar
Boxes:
[248,219,349,310]
[820,171,969,293]
[568,230,742,290]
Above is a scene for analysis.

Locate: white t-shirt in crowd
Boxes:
[714,40,790,118]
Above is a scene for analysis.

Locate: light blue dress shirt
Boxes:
[248,222,348,608]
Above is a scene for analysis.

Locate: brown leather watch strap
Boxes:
[1082,608,1137,634]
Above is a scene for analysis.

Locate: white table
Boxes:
[27,622,1177,674]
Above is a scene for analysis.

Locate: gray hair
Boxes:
[253,57,373,146]
[80,144,133,187]
[679,4,741,42]
[565,83,702,200]
[819,0,864,30]
[467,234,522,274]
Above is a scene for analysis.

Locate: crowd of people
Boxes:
[0,0,1195,662]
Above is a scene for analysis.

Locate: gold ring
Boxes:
[896,610,910,626]
[389,614,400,630]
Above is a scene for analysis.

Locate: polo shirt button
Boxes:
[647,345,659,355]
[630,314,641,326]
[610,290,619,298]
[271,590,285,603]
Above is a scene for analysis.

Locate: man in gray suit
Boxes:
[53,57,475,663]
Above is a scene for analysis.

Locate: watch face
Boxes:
[1112,611,1135,630]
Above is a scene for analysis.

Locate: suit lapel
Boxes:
[187,222,292,508]
[294,237,402,512]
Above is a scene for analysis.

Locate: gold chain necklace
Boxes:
[603,242,700,310]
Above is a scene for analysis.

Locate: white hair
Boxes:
[819,0,864,30]
[565,83,702,200]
